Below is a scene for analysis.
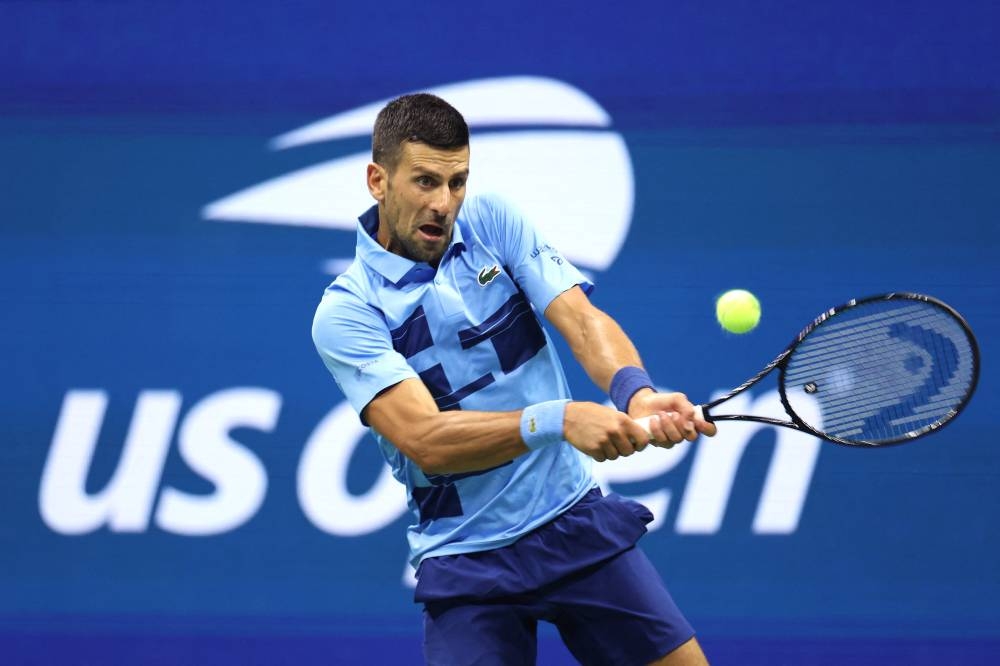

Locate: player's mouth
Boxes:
[417,223,447,241]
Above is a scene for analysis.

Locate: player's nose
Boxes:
[429,185,453,216]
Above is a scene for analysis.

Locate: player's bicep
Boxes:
[363,378,441,455]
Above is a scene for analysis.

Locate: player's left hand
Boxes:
[628,390,717,446]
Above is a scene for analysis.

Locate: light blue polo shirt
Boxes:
[312,194,596,566]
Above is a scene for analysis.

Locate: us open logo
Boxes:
[201,76,636,275]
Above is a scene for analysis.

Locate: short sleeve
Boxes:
[312,287,418,423]
[474,194,594,312]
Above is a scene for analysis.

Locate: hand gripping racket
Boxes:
[638,293,980,447]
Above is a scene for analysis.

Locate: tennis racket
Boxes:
[637,293,980,447]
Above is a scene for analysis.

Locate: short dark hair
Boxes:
[372,93,469,169]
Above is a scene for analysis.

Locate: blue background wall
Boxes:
[2,2,998,664]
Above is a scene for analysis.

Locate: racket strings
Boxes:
[783,300,975,445]
[785,307,946,372]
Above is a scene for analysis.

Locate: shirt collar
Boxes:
[356,205,466,287]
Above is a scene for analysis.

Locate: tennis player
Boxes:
[312,93,716,665]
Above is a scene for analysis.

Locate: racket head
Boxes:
[777,293,979,447]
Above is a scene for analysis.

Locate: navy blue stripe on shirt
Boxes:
[430,369,496,411]
[417,364,452,400]
[458,293,532,348]
[458,293,546,374]
[390,306,434,359]
[415,461,515,523]
[418,364,496,411]
[412,485,463,524]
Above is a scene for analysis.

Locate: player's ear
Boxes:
[367,162,388,202]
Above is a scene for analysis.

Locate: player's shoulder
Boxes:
[312,280,387,351]
[461,192,519,225]
[314,261,381,325]
[460,193,526,247]
[318,260,363,302]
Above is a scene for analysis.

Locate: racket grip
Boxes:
[634,405,709,434]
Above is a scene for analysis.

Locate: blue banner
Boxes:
[2,2,998,664]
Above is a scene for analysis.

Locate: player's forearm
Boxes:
[568,307,645,392]
[392,409,528,475]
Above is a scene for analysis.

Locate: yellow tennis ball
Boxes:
[716,289,761,334]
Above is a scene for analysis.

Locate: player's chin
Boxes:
[406,238,447,264]
[421,246,448,265]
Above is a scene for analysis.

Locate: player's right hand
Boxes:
[562,401,657,462]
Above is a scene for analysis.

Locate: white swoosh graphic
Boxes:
[203,130,633,271]
[270,76,611,150]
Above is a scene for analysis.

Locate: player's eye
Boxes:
[415,175,435,187]
[449,177,466,190]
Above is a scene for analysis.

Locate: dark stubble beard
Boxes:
[384,218,449,267]
[383,190,451,266]
[398,229,446,265]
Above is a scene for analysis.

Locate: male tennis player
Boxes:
[312,93,716,665]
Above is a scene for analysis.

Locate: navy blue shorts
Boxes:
[415,489,695,665]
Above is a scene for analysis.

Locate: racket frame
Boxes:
[701,292,980,447]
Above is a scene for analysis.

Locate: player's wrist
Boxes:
[609,366,655,413]
[626,387,658,416]
[520,399,570,450]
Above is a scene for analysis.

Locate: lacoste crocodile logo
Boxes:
[477,264,501,286]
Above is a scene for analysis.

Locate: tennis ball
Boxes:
[716,289,761,334]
